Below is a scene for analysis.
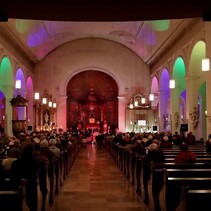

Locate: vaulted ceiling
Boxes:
[0,1,211,66]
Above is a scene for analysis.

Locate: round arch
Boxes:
[15,68,25,96]
[15,68,26,122]
[160,68,170,132]
[66,70,118,133]
[63,67,122,97]
[171,57,186,133]
[189,40,206,140]
[0,56,14,135]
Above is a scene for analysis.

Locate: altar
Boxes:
[85,118,100,133]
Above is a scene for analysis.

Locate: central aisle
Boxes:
[50,144,149,211]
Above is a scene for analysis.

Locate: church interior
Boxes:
[0,1,210,139]
[1,1,211,211]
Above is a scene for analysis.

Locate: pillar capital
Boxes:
[117,96,126,102]
[185,75,200,81]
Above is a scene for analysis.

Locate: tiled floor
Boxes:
[50,144,149,211]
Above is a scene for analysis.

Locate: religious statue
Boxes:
[43,110,50,125]
[189,106,199,129]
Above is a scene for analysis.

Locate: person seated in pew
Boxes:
[39,140,55,163]
[0,140,6,156]
[160,135,173,148]
[132,138,146,155]
[166,144,196,211]
[143,143,165,209]
[49,138,61,157]
[205,134,211,152]
[11,142,46,211]
[172,133,182,146]
[131,139,147,190]
[174,143,196,163]
[2,147,21,173]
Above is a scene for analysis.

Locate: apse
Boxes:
[66,70,118,133]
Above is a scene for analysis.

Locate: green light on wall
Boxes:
[0,57,13,86]
[16,19,36,34]
[148,20,169,31]
[172,57,186,90]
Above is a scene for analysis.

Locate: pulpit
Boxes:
[10,94,28,135]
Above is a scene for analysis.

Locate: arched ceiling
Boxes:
[1,1,211,21]
[67,70,118,103]
[0,18,195,65]
[0,1,210,66]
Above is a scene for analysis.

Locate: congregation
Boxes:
[0,128,211,211]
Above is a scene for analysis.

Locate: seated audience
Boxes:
[160,135,172,148]
[174,143,196,163]
[49,139,61,157]
[205,134,211,152]
[0,140,6,156]
[11,142,46,211]
[172,134,182,146]
[2,147,21,172]
[39,140,55,163]
[186,131,196,145]
[143,143,165,208]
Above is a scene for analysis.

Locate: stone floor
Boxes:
[50,144,149,211]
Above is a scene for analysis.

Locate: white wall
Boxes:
[34,38,150,131]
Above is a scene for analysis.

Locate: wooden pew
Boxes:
[184,189,211,211]
[151,163,211,211]
[0,164,24,211]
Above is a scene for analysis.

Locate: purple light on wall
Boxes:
[15,68,25,96]
[28,26,48,47]
[142,28,156,46]
[0,91,4,99]
[180,90,186,101]
[160,68,170,97]
[0,91,5,109]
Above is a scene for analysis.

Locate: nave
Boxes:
[50,144,149,211]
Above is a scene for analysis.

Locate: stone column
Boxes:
[117,96,126,132]
[205,22,211,139]
[170,87,180,134]
[186,76,200,137]
[159,89,169,132]
[6,96,13,136]
[57,95,67,131]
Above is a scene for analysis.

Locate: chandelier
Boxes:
[128,93,154,110]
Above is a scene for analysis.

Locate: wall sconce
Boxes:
[15,80,21,89]
[34,92,40,100]
[202,58,210,71]
[205,110,211,121]
[15,79,21,95]
[34,89,57,109]
[169,79,175,89]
